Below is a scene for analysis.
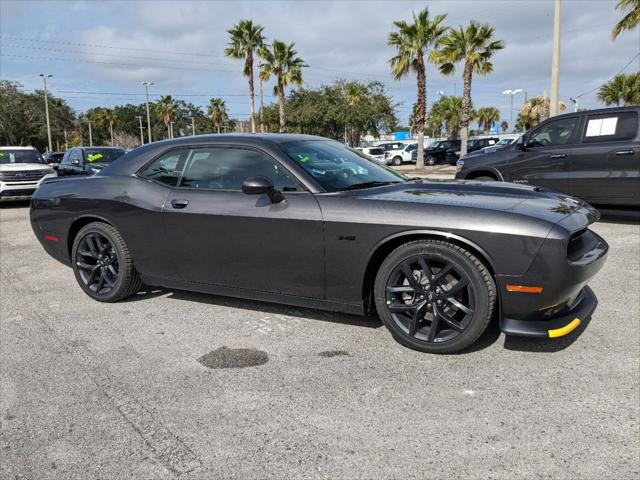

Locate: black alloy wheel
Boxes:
[374,240,495,353]
[75,231,119,295]
[426,155,436,166]
[72,222,143,302]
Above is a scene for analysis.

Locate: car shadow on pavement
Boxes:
[130,286,384,329]
[0,200,31,209]
[502,314,593,353]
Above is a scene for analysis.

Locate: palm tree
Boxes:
[101,109,118,146]
[519,94,567,130]
[612,0,640,39]
[430,95,464,139]
[258,39,305,133]
[156,95,177,138]
[500,120,509,133]
[388,7,447,169]
[598,72,640,106]
[207,98,228,133]
[432,21,504,156]
[475,106,500,133]
[225,20,265,133]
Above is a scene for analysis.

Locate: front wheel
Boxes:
[392,156,402,166]
[71,222,143,302]
[425,155,436,166]
[374,240,496,353]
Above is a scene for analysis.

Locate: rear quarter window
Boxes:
[582,111,638,143]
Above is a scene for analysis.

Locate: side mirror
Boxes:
[71,159,80,165]
[242,176,284,203]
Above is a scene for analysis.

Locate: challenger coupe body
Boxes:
[30,134,608,353]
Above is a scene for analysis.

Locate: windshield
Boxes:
[84,148,126,164]
[496,138,514,146]
[283,140,406,192]
[0,149,45,164]
[429,141,445,149]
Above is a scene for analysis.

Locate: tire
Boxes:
[425,155,436,166]
[374,239,495,354]
[392,156,402,166]
[474,175,496,181]
[71,222,143,302]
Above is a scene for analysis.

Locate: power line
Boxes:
[574,52,640,98]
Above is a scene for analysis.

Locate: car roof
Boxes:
[0,146,38,150]
[79,146,126,150]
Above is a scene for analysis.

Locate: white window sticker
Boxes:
[586,117,618,136]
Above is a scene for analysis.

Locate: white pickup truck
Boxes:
[0,146,57,202]
[383,143,417,166]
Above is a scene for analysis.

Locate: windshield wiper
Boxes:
[342,181,401,191]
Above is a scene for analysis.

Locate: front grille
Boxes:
[0,170,47,182]
[0,188,36,198]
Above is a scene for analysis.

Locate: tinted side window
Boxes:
[582,112,638,143]
[70,149,83,163]
[180,147,298,191]
[139,149,190,187]
[528,117,580,147]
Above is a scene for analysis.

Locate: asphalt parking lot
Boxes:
[1,202,639,479]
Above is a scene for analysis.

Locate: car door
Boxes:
[64,148,84,175]
[155,145,325,298]
[504,115,580,194]
[568,110,640,206]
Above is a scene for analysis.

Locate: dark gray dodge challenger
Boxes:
[31,134,608,353]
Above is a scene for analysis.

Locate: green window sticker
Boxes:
[0,152,4,157]
[86,153,104,163]
[297,154,311,163]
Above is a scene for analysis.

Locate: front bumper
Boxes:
[501,286,597,338]
[0,174,57,201]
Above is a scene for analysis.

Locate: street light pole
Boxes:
[260,79,265,133]
[502,89,523,132]
[39,74,53,152]
[170,121,175,139]
[569,97,579,112]
[550,0,562,117]
[142,81,154,143]
[190,116,196,136]
[64,129,68,150]
[136,115,144,145]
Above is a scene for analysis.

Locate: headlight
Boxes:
[456,160,464,172]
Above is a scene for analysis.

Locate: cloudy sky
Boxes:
[1,0,638,126]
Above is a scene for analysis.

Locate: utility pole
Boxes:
[86,120,93,146]
[190,116,196,136]
[63,129,68,150]
[170,121,175,139]
[550,0,561,117]
[142,81,154,143]
[39,74,53,152]
[136,116,144,145]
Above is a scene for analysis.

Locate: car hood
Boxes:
[0,163,51,172]
[352,180,598,226]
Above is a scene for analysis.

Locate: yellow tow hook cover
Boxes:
[548,318,581,338]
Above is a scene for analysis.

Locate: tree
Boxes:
[432,21,504,156]
[155,95,178,139]
[612,0,640,39]
[429,95,464,139]
[519,94,567,130]
[101,109,118,146]
[207,98,228,133]
[475,106,500,133]
[598,72,640,106]
[225,20,265,133]
[388,7,447,169]
[500,120,509,133]
[258,39,305,133]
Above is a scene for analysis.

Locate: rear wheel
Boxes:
[71,222,142,302]
[374,240,495,353]
[392,156,402,166]
[425,155,436,166]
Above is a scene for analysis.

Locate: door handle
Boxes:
[550,154,566,159]
[171,199,189,209]
[615,149,634,156]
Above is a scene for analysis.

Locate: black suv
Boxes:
[455,106,640,207]
[59,146,126,176]
[412,139,461,165]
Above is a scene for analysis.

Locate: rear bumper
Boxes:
[501,286,597,338]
